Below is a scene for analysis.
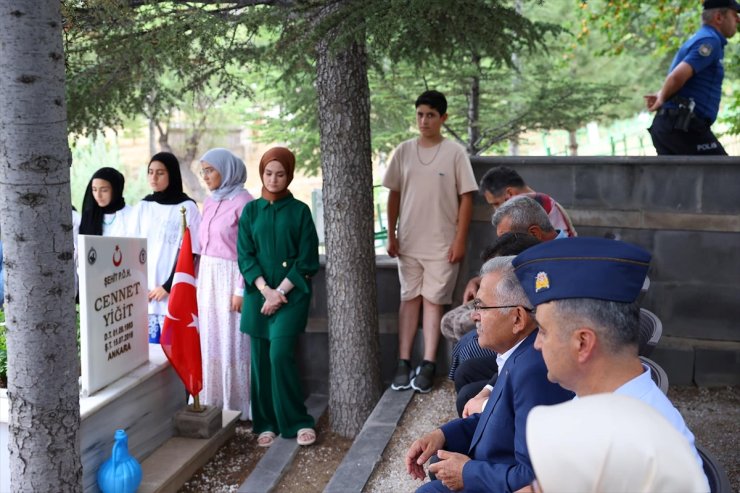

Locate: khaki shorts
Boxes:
[397,255,459,305]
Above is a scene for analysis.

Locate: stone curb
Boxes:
[323,387,414,493]
[139,409,241,493]
[238,393,328,493]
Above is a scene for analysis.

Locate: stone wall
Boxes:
[467,156,740,386]
[300,156,740,392]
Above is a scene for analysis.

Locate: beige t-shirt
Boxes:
[383,138,477,260]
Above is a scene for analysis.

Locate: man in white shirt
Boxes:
[512,237,709,492]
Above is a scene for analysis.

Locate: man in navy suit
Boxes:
[405,256,573,493]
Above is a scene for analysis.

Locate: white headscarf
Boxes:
[200,148,247,201]
[526,394,708,493]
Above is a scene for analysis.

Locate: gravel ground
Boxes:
[365,381,740,493]
[181,382,738,493]
[178,413,353,493]
[273,413,353,493]
[669,385,739,490]
[364,379,458,493]
[179,421,266,493]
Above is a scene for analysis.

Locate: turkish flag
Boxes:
[160,227,203,397]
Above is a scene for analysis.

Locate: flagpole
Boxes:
[180,206,203,413]
[180,206,187,234]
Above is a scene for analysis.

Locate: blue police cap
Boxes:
[704,0,740,11]
[512,237,651,305]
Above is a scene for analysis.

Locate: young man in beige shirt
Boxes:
[383,90,478,393]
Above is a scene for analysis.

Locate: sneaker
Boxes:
[391,360,413,390]
[411,361,436,393]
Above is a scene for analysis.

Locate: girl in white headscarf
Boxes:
[196,148,254,420]
[521,393,709,493]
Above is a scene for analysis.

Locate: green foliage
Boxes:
[368,56,621,155]
[578,0,700,56]
[63,0,667,165]
[242,65,323,174]
[63,0,569,168]
[578,0,740,132]
[70,135,151,210]
[63,0,263,135]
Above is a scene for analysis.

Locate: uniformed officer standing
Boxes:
[645,0,739,155]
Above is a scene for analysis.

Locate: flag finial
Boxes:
[180,206,187,234]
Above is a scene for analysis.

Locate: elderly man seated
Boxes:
[405,256,572,493]
[449,196,564,418]
[445,194,569,344]
[512,237,709,491]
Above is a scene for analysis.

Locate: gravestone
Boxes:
[79,235,148,396]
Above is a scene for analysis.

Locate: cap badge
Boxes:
[535,272,550,292]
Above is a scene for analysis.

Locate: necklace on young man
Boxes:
[103,214,116,226]
[416,139,442,166]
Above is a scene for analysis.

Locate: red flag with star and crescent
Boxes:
[160,227,202,397]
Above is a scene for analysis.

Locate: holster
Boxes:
[671,96,696,132]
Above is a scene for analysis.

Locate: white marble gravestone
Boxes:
[79,235,148,396]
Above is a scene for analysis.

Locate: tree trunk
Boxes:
[467,53,481,155]
[0,2,83,491]
[315,2,382,438]
[568,129,578,156]
[509,137,520,156]
[156,121,207,203]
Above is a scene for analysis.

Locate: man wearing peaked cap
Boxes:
[511,237,709,492]
[512,236,651,305]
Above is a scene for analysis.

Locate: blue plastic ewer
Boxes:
[97,429,142,493]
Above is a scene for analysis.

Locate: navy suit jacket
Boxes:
[439,329,574,493]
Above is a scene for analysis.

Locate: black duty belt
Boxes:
[657,108,681,117]
[657,108,711,128]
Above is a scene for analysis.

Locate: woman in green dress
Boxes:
[237,146,320,448]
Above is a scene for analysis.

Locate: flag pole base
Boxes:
[174,404,223,439]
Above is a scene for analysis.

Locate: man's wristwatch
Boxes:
[276,287,286,296]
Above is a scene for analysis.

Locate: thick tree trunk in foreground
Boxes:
[315,3,382,438]
[0,2,83,491]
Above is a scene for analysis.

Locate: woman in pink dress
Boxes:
[197,148,254,420]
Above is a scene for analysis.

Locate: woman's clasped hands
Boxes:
[260,286,288,316]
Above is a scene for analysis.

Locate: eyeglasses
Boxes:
[199,167,217,177]
[472,299,533,313]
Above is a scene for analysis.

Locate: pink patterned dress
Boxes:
[197,189,253,420]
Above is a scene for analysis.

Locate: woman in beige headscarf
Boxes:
[519,393,708,493]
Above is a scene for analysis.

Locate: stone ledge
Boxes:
[650,336,740,387]
[324,387,414,493]
[138,409,241,493]
[473,206,740,233]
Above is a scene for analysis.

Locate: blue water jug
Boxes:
[97,429,142,493]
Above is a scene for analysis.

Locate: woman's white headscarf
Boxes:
[200,148,247,201]
[526,393,708,493]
